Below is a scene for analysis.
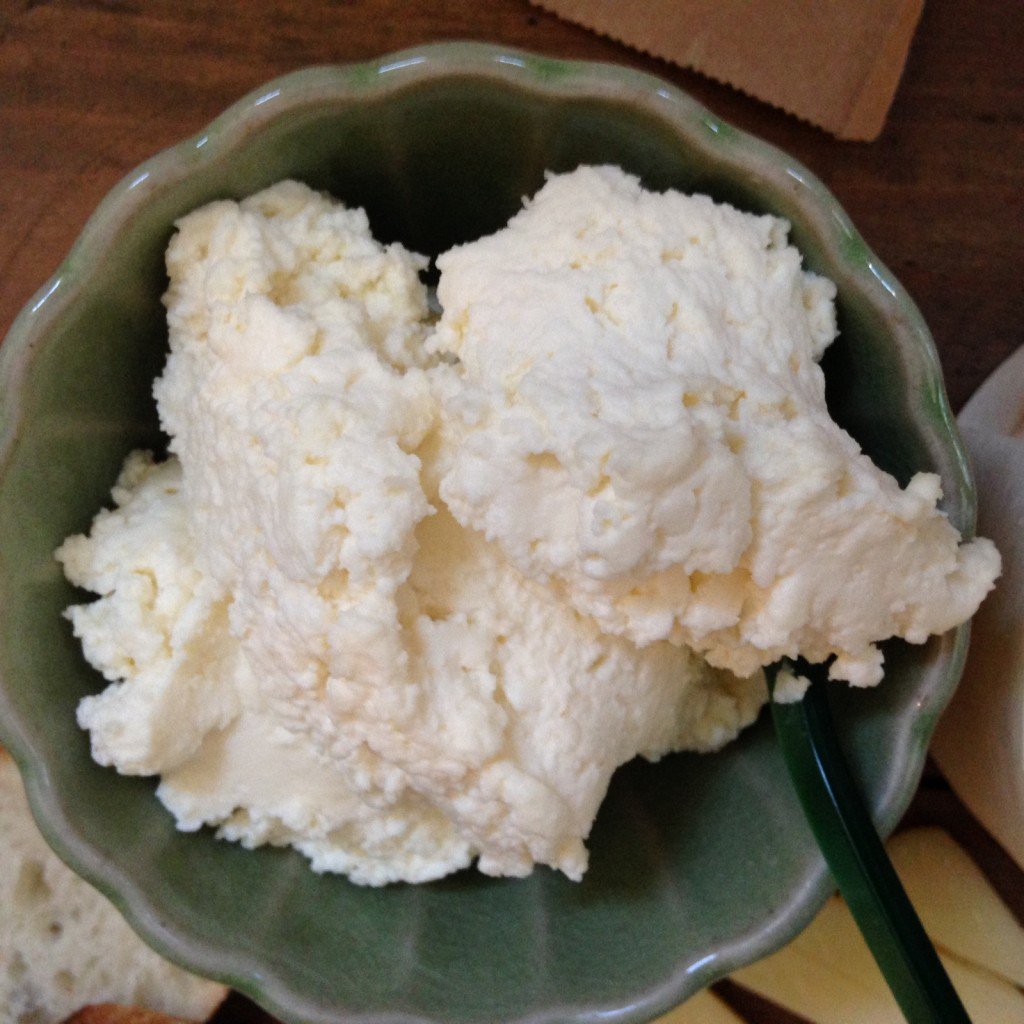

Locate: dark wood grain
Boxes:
[2,3,1022,1022]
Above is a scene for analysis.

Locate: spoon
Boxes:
[767,659,972,1024]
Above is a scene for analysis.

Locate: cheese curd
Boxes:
[57,180,765,885]
[433,166,1000,686]
[58,171,998,884]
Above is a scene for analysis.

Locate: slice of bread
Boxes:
[0,748,228,1024]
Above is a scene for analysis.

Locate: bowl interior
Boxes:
[0,52,970,1024]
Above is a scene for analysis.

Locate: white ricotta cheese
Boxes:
[57,180,765,885]
[57,170,998,885]
[433,166,1000,687]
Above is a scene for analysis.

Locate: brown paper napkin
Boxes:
[531,0,924,140]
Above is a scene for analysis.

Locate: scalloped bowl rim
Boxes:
[0,41,974,1024]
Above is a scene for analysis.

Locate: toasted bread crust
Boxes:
[62,1007,194,1024]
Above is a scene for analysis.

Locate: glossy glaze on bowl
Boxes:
[0,43,975,1024]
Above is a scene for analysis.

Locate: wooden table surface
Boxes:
[1,2,1021,1022]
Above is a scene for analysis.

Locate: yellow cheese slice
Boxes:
[889,827,1024,989]
[943,956,1024,1023]
[731,894,1024,1024]
[654,987,745,1023]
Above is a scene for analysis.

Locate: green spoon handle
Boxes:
[768,660,972,1024]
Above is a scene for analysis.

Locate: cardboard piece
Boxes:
[531,0,924,140]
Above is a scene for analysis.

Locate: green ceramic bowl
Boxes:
[0,43,975,1024]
